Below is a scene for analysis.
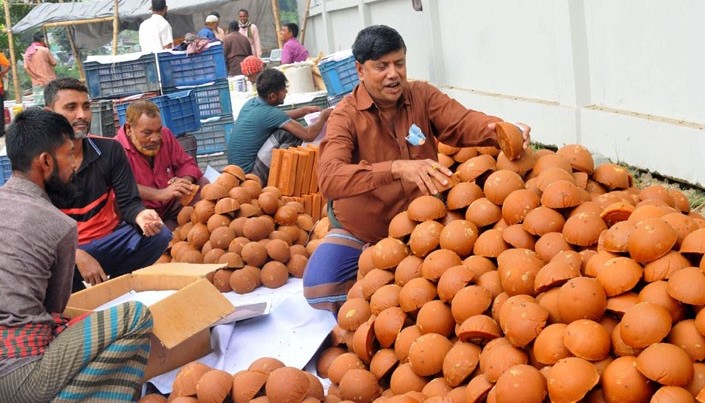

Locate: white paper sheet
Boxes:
[203,165,221,181]
[148,278,337,393]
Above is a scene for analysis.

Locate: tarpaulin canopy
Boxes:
[12,0,278,53]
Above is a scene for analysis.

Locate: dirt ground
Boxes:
[630,169,705,213]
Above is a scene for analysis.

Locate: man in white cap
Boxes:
[198,15,219,42]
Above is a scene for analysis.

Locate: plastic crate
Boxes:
[276,93,329,112]
[192,116,234,155]
[84,54,160,99]
[197,152,228,173]
[177,134,198,161]
[318,53,359,97]
[0,155,10,185]
[157,44,227,88]
[165,79,232,119]
[90,100,116,137]
[116,90,201,136]
[111,92,159,132]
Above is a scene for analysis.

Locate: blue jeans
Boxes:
[73,221,172,291]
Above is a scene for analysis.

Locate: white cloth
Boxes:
[148,278,337,394]
[138,14,173,53]
[239,23,261,57]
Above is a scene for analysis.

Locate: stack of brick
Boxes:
[268,145,325,221]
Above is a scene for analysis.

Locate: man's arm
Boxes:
[165,127,203,180]
[136,182,193,202]
[286,105,320,120]
[162,23,174,49]
[281,108,332,142]
[0,53,10,77]
[74,248,108,287]
[46,49,57,67]
[280,42,293,64]
[44,229,78,313]
[252,24,262,57]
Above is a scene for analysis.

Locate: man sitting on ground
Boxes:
[226,68,331,183]
[0,109,153,402]
[115,100,207,230]
[44,78,171,292]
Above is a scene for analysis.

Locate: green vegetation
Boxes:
[279,0,299,25]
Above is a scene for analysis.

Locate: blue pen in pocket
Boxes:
[406,123,426,146]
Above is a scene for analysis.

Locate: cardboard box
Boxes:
[66,263,234,380]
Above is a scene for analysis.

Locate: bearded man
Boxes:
[44,78,171,292]
[115,100,207,230]
[0,108,153,402]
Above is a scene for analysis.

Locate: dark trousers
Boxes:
[72,221,172,291]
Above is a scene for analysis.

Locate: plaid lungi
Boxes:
[0,301,152,402]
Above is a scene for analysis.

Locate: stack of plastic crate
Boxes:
[84,53,161,138]
[318,49,358,105]
[157,43,232,170]
[115,90,201,135]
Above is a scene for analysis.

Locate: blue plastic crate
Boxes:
[0,155,11,185]
[319,53,359,97]
[157,44,228,87]
[165,79,232,119]
[116,90,201,136]
[192,116,234,155]
[84,54,160,99]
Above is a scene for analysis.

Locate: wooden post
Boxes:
[299,0,312,45]
[111,0,119,55]
[65,27,85,82]
[56,0,85,82]
[2,0,21,102]
[271,0,282,48]
[43,17,115,28]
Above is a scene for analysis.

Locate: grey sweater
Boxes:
[0,175,77,375]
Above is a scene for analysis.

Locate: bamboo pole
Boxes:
[271,0,282,48]
[111,0,118,55]
[2,0,21,102]
[43,16,114,28]
[65,27,85,82]
[299,0,312,45]
[55,0,85,83]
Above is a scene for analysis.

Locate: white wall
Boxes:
[302,0,705,186]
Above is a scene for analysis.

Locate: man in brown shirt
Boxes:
[223,20,253,77]
[302,25,531,313]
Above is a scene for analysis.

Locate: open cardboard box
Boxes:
[65,263,235,381]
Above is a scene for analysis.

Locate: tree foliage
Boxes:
[279,0,298,25]
[0,1,33,59]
